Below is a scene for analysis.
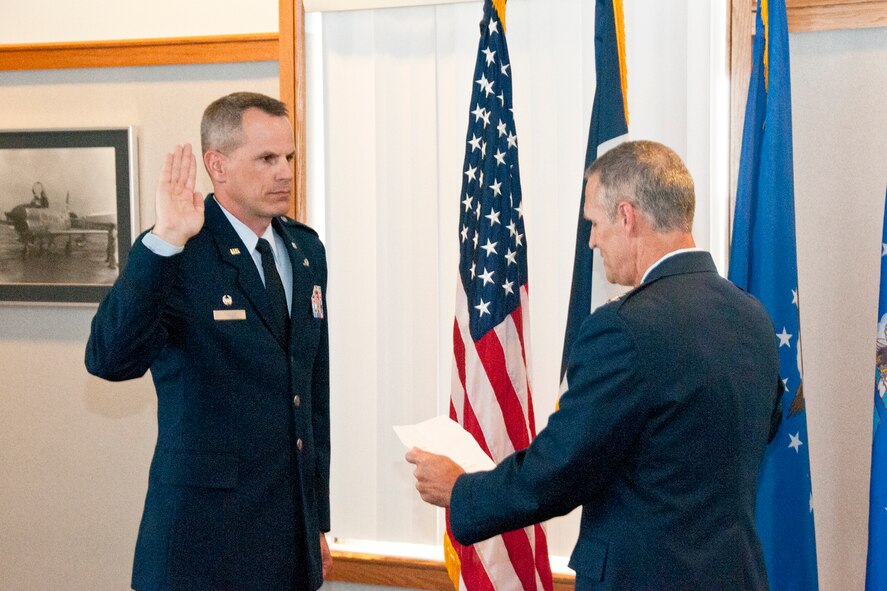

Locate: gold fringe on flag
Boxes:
[612,0,630,125]
[443,532,461,590]
[492,0,507,33]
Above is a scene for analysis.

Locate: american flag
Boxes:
[446,1,553,590]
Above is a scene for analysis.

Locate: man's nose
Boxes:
[277,160,294,180]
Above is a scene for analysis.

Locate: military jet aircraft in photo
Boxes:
[2,182,117,268]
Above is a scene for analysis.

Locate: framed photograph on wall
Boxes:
[0,127,138,304]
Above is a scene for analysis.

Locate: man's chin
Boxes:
[267,193,293,215]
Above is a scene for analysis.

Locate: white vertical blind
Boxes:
[314,0,728,558]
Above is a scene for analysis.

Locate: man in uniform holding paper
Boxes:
[407,141,782,590]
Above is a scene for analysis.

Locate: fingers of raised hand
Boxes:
[161,144,196,194]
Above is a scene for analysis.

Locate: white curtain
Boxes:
[312,0,728,560]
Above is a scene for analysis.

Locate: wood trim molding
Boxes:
[279,0,308,222]
[788,0,887,32]
[329,551,576,591]
[0,34,278,71]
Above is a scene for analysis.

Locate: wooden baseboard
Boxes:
[329,550,575,591]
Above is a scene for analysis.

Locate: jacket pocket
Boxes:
[568,535,608,582]
[158,450,239,489]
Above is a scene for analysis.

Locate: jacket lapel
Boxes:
[204,197,283,347]
[273,217,315,326]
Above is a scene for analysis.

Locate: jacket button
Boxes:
[296,438,303,451]
[293,395,301,407]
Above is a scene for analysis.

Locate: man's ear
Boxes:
[617,201,634,229]
[204,150,226,183]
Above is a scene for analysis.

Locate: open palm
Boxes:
[153,144,205,247]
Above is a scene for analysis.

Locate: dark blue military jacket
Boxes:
[86,196,330,591]
[450,251,782,590]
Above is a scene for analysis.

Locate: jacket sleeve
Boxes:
[449,306,647,546]
[84,237,183,381]
[310,240,331,533]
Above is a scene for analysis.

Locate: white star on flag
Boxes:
[465,165,477,182]
[788,432,804,453]
[474,298,491,317]
[776,327,793,347]
[497,119,508,137]
[505,248,518,266]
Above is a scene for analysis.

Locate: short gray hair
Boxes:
[585,140,695,232]
[200,92,289,155]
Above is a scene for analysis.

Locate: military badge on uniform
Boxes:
[222,295,233,306]
[229,248,241,255]
[311,285,324,319]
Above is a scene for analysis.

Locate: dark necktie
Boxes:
[256,238,290,348]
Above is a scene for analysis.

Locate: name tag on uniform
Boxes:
[213,309,247,321]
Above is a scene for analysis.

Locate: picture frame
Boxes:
[0,127,138,304]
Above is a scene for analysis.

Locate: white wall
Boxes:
[0,0,277,43]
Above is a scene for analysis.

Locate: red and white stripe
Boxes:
[448,278,553,591]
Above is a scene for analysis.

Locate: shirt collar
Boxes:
[214,197,278,259]
[640,247,705,284]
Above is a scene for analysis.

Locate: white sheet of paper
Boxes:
[394,415,496,473]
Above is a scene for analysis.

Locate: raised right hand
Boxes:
[151,144,205,247]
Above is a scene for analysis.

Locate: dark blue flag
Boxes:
[865,187,887,590]
[560,0,629,381]
[728,0,819,589]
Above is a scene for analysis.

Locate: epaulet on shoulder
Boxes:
[604,284,643,308]
[278,215,319,238]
